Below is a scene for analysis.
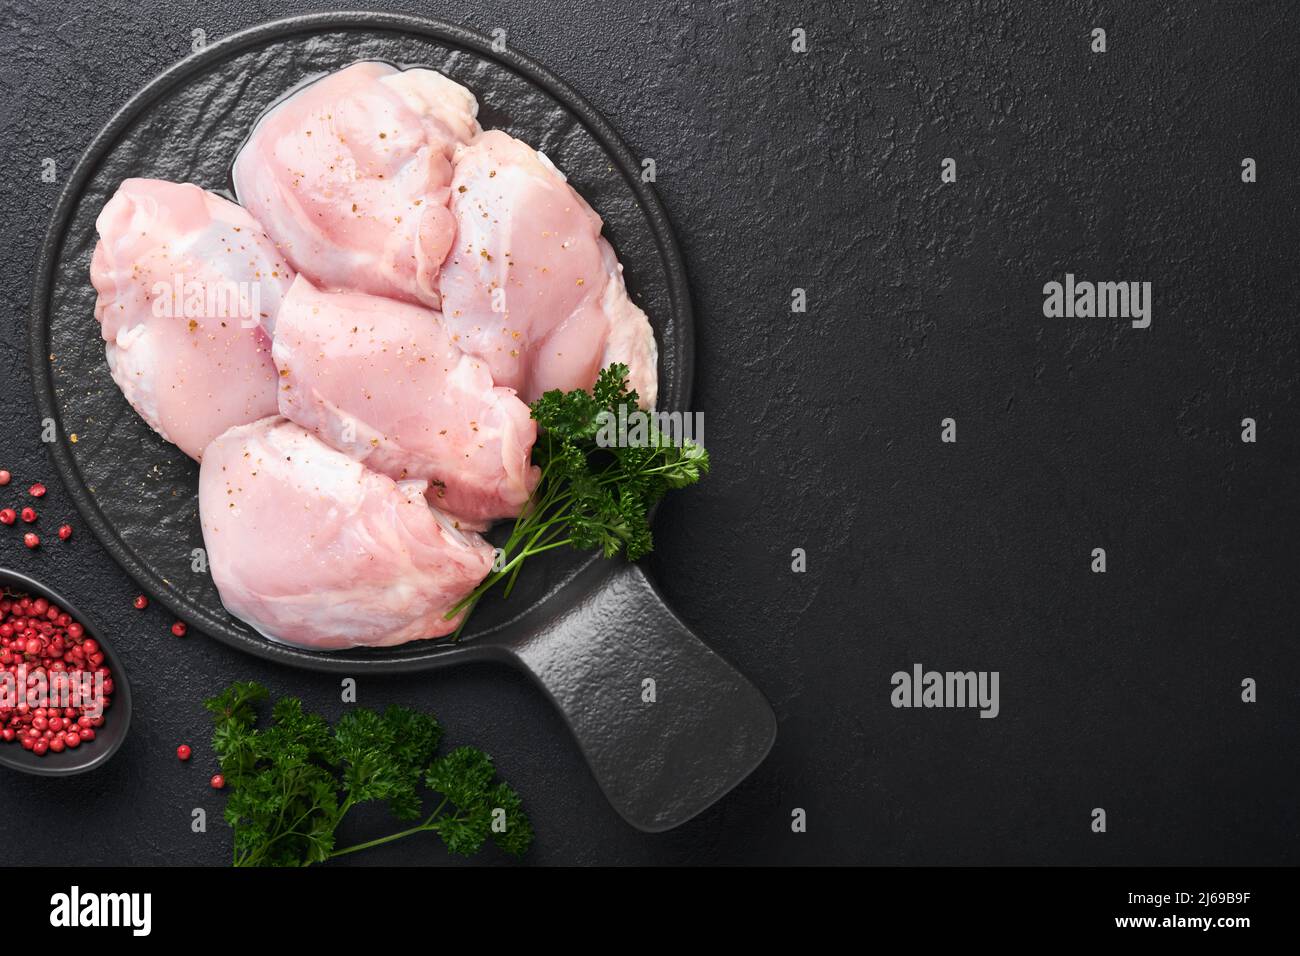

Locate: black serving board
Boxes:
[30,13,691,669]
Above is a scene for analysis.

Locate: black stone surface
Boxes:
[0,0,1297,865]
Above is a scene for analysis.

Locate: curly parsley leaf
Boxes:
[205,683,531,866]
[426,747,534,858]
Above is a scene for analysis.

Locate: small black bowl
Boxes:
[0,568,131,776]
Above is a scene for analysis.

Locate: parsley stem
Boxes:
[445,533,575,635]
[327,797,450,860]
[502,524,567,598]
[327,822,429,859]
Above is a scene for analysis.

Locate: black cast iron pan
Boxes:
[28,11,775,832]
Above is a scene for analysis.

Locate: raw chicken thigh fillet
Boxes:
[233,61,480,308]
[199,418,494,650]
[273,276,539,527]
[440,130,659,407]
[90,178,292,461]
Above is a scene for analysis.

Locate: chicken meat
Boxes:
[273,275,539,526]
[232,61,479,308]
[438,130,658,407]
[96,61,670,653]
[199,417,494,650]
[90,178,292,461]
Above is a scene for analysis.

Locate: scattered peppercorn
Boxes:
[57,525,72,541]
[20,507,36,523]
[211,774,225,789]
[28,483,46,498]
[177,744,192,761]
[171,621,187,638]
[0,509,14,526]
[0,470,10,486]
[133,595,148,610]
[23,533,39,549]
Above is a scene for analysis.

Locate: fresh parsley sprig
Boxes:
[446,363,709,635]
[204,681,533,866]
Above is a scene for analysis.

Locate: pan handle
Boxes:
[499,560,776,832]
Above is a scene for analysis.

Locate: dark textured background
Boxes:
[1,0,1297,865]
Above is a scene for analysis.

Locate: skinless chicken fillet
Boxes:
[273,275,539,527]
[439,130,659,407]
[232,61,480,308]
[90,178,292,461]
[95,61,667,652]
[198,417,494,650]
